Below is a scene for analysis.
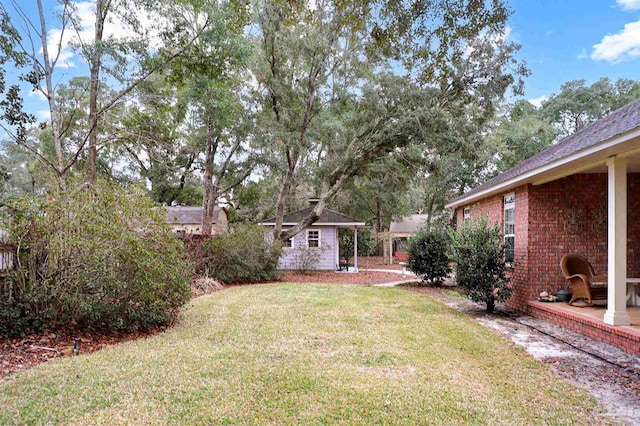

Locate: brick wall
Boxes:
[528,174,606,299]
[456,185,529,309]
[459,173,640,311]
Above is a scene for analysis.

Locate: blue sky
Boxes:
[509,0,640,105]
[8,0,640,117]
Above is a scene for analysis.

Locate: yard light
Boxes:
[73,338,80,355]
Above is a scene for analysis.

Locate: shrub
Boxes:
[0,180,192,337]
[201,224,281,284]
[407,227,451,286]
[448,218,512,313]
[292,245,326,273]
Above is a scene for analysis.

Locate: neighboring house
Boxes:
[164,206,229,235]
[261,204,365,271]
[382,214,429,264]
[446,97,640,356]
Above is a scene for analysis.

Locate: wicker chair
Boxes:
[560,254,608,306]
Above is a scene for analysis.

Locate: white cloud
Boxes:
[45,1,167,69]
[617,0,640,11]
[591,20,640,62]
[528,96,548,108]
[28,90,48,102]
[576,48,588,60]
[544,30,553,37]
[36,110,51,120]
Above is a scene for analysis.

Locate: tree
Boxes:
[490,100,557,173]
[332,158,414,234]
[251,0,525,243]
[540,77,640,138]
[118,1,251,233]
[0,0,224,184]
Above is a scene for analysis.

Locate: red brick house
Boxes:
[446,98,640,355]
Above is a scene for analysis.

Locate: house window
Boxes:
[284,237,294,249]
[307,230,320,248]
[503,193,515,265]
[463,207,471,223]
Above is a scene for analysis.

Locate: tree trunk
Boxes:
[36,0,63,176]
[87,0,108,184]
[272,148,298,240]
[201,121,216,236]
[486,295,495,313]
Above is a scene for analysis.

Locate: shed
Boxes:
[164,206,229,235]
[262,207,365,271]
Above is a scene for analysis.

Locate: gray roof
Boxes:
[262,207,365,226]
[389,214,429,233]
[165,206,225,225]
[449,97,640,206]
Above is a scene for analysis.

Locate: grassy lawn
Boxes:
[0,284,608,425]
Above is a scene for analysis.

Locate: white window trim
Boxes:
[307,229,321,248]
[284,237,295,249]
[503,193,515,265]
[463,206,471,222]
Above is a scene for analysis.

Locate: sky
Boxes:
[7,0,640,116]
[508,0,640,105]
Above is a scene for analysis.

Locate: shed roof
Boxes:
[261,207,365,226]
[165,206,226,225]
[389,214,429,234]
[447,97,640,209]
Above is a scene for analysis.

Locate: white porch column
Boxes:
[604,156,630,326]
[354,226,358,271]
[336,228,340,268]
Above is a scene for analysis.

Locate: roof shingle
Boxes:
[262,207,364,225]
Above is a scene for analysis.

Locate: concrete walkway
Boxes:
[362,268,422,287]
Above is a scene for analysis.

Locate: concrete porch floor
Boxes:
[555,302,640,330]
[526,300,640,356]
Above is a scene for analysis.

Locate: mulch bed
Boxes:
[0,326,171,381]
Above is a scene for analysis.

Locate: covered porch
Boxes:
[541,151,640,328]
[524,148,640,355]
[445,99,640,355]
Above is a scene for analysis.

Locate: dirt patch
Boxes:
[358,256,407,271]
[407,285,640,425]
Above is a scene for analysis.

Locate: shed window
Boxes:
[463,207,471,222]
[503,193,515,265]
[284,237,294,249]
[307,230,320,248]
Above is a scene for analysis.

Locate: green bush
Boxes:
[201,224,282,284]
[407,227,451,286]
[448,218,512,313]
[0,180,192,337]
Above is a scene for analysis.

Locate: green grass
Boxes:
[0,284,609,425]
